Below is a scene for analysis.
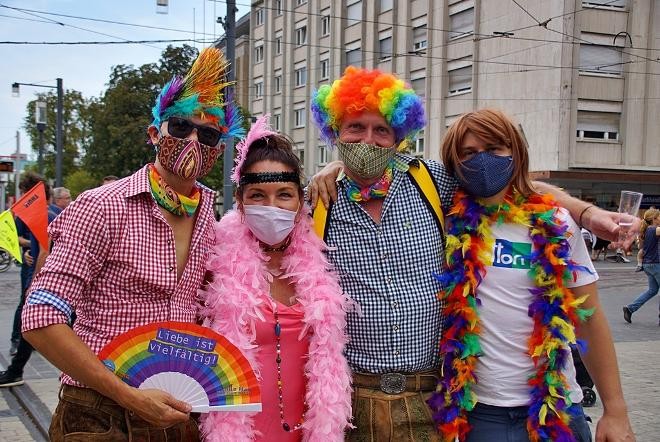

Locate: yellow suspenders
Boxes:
[312,160,444,241]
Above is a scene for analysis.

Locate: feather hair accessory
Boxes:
[151,47,245,140]
[231,114,278,184]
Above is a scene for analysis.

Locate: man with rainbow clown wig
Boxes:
[310,66,458,441]
[21,47,243,441]
[308,66,637,441]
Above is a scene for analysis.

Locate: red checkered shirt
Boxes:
[22,165,216,387]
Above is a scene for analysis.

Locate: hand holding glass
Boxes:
[617,190,643,242]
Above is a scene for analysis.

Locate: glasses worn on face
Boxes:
[166,116,223,147]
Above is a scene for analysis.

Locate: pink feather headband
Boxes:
[231,114,278,184]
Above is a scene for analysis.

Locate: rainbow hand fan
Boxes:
[98,321,261,413]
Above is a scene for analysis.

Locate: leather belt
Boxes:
[352,371,438,394]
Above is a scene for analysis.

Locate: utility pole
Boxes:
[55,77,64,187]
[222,0,236,214]
[14,130,20,201]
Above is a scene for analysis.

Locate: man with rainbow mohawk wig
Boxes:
[21,47,243,441]
[307,67,634,441]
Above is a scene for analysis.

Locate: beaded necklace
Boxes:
[344,162,394,203]
[428,190,594,442]
[147,164,201,217]
[273,304,306,432]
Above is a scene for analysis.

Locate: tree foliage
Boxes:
[83,45,199,179]
[64,169,99,198]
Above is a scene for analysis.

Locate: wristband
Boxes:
[578,204,595,229]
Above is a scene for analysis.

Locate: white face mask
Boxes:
[242,205,298,246]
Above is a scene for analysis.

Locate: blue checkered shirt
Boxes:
[325,154,458,373]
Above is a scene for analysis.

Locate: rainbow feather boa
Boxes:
[428,190,594,442]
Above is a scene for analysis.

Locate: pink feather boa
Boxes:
[198,207,353,441]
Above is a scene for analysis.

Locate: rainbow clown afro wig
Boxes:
[311,66,426,148]
[151,47,244,141]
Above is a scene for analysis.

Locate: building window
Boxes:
[583,0,626,9]
[379,33,392,61]
[414,131,425,157]
[254,43,264,63]
[274,71,282,93]
[345,41,362,67]
[413,25,427,51]
[318,145,329,166]
[273,112,281,131]
[296,0,307,6]
[295,25,307,46]
[275,32,282,55]
[410,72,425,98]
[577,111,620,141]
[449,7,474,39]
[255,8,264,26]
[275,0,282,15]
[579,43,623,76]
[294,106,306,128]
[254,79,263,99]
[447,59,472,95]
[295,66,307,87]
[380,0,393,13]
[347,1,362,27]
[296,147,305,165]
[320,57,330,79]
[321,13,330,36]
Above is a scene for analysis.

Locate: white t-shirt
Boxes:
[472,208,598,407]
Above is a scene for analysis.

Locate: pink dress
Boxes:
[253,300,309,441]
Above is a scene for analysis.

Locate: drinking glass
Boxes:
[613,190,643,262]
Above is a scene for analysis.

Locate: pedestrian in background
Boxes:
[102,175,119,185]
[623,208,660,324]
[49,187,72,216]
[0,173,56,388]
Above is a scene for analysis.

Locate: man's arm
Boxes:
[573,283,635,441]
[533,181,633,243]
[18,236,30,248]
[23,325,192,428]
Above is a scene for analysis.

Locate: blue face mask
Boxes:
[457,151,514,198]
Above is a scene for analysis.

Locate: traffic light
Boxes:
[0,161,14,172]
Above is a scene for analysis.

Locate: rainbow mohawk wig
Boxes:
[311,66,426,147]
[151,47,245,140]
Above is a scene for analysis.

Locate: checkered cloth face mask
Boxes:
[336,141,396,180]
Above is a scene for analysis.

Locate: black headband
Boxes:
[239,172,301,186]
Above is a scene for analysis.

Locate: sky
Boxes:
[0,0,250,159]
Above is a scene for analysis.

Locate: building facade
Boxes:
[243,0,659,209]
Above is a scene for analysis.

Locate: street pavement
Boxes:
[0,259,658,441]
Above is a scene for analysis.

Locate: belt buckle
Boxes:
[380,373,406,394]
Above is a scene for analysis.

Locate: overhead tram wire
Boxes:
[1,3,167,50]
[0,33,656,78]
[0,4,208,35]
[3,2,659,54]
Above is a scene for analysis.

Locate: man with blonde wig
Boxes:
[308,66,632,441]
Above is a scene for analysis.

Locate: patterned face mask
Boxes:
[457,151,514,198]
[336,140,396,180]
[156,135,221,180]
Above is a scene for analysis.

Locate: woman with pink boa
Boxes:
[198,115,352,441]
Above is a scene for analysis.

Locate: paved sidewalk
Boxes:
[0,261,658,441]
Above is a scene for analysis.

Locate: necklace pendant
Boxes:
[274,323,281,336]
[282,422,290,432]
